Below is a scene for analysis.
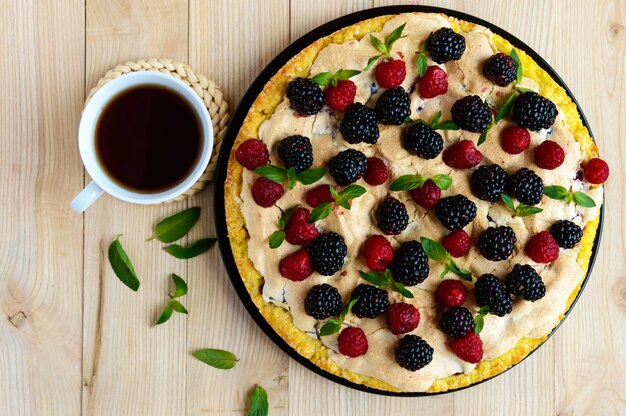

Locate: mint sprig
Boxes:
[500,193,543,218]
[364,23,406,71]
[474,305,490,335]
[420,237,472,281]
[254,165,326,189]
[268,207,297,249]
[309,184,366,222]
[310,68,361,87]
[544,185,596,208]
[359,270,414,298]
[410,111,459,130]
[155,274,189,326]
[510,48,523,85]
[390,173,452,192]
[319,298,359,337]
[478,92,517,146]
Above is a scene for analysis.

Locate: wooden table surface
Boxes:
[2,0,625,414]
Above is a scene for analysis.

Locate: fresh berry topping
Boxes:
[235,139,269,170]
[339,103,380,144]
[483,53,518,86]
[324,80,357,112]
[450,332,483,363]
[426,28,466,64]
[471,164,507,202]
[419,66,448,98]
[390,240,430,286]
[550,220,583,249]
[512,92,558,132]
[304,283,343,319]
[375,59,407,88]
[525,231,559,263]
[251,177,284,207]
[386,303,420,335]
[395,335,434,371]
[305,184,335,207]
[308,232,348,276]
[442,229,471,258]
[478,226,517,261]
[439,307,474,339]
[475,273,513,316]
[351,284,389,318]
[505,168,544,205]
[450,96,492,133]
[286,77,324,115]
[363,157,389,185]
[408,179,441,209]
[284,208,319,245]
[403,123,444,159]
[338,327,368,357]
[436,279,468,308]
[534,140,565,170]
[443,140,483,169]
[501,126,531,154]
[583,158,610,184]
[376,197,409,235]
[277,135,314,173]
[329,149,368,186]
[434,195,477,231]
[279,250,313,281]
[504,264,546,301]
[375,87,411,125]
[363,235,394,272]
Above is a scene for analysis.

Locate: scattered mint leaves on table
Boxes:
[247,385,269,416]
[155,273,189,325]
[147,206,201,242]
[192,348,239,369]
[163,238,217,259]
[108,234,140,291]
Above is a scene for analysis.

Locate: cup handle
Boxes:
[71,181,104,213]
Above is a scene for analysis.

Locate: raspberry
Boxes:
[279,249,313,281]
[471,164,507,202]
[338,327,368,358]
[390,240,429,286]
[304,284,343,320]
[395,335,434,371]
[450,332,483,364]
[375,87,411,125]
[363,235,394,272]
[286,77,324,115]
[475,273,512,316]
[363,157,389,185]
[351,284,389,319]
[434,195,477,231]
[583,158,609,184]
[324,80,356,112]
[478,226,517,261]
[419,66,448,98]
[436,279,468,308]
[376,196,409,235]
[386,303,420,335]
[305,184,335,207]
[506,168,544,205]
[451,96,492,133]
[525,231,559,263]
[251,177,284,207]
[426,28,466,64]
[550,220,583,249]
[443,140,483,169]
[235,139,269,170]
[501,126,531,154]
[375,59,406,88]
[308,232,348,276]
[329,149,368,186]
[442,229,471,258]
[439,307,474,339]
[278,135,313,173]
[504,264,546,301]
[403,123,444,159]
[483,53,517,86]
[408,179,441,209]
[512,92,558,132]
[284,208,319,245]
[339,103,379,144]
[534,140,565,170]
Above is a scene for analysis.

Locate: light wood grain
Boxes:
[1,0,625,414]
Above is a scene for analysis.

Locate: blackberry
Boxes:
[351,284,389,318]
[434,195,477,231]
[403,123,444,159]
[277,135,313,173]
[439,307,474,339]
[471,164,507,202]
[550,220,583,249]
[426,28,466,64]
[483,53,518,86]
[451,95,492,133]
[328,149,368,186]
[375,87,411,125]
[286,77,324,115]
[475,274,513,317]
[376,197,409,235]
[339,103,380,144]
[390,240,429,286]
[505,168,544,205]
[308,232,347,276]
[395,335,434,371]
[512,92,558,132]
[504,264,546,301]
[478,226,517,261]
[304,284,343,320]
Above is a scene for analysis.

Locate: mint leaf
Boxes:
[149,207,201,243]
[247,385,269,416]
[268,230,286,249]
[296,167,326,185]
[364,54,383,71]
[171,299,188,314]
[544,185,569,200]
[309,202,333,222]
[340,298,359,321]
[369,34,387,54]
[286,167,297,189]
[420,237,449,262]
[172,273,188,298]
[392,281,414,298]
[279,206,297,228]
[510,48,522,84]
[108,235,140,291]
[163,238,217,259]
[254,165,287,184]
[515,85,534,93]
[447,259,473,281]
[385,23,406,50]
[430,111,442,125]
[193,349,239,370]
[310,72,333,87]
[433,120,460,130]
[500,193,515,211]
[155,302,174,325]
[334,184,367,209]
[416,53,428,77]
[319,319,342,336]
[496,92,517,122]
[474,305,490,334]
[334,69,361,81]
[477,124,491,146]
[358,270,390,287]
[390,174,427,191]
[430,174,452,190]
[516,205,543,217]
[572,191,596,208]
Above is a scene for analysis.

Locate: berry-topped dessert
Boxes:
[225,12,606,393]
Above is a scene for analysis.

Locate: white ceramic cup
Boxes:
[70,71,213,213]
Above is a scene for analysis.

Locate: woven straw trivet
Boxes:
[84,58,230,203]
